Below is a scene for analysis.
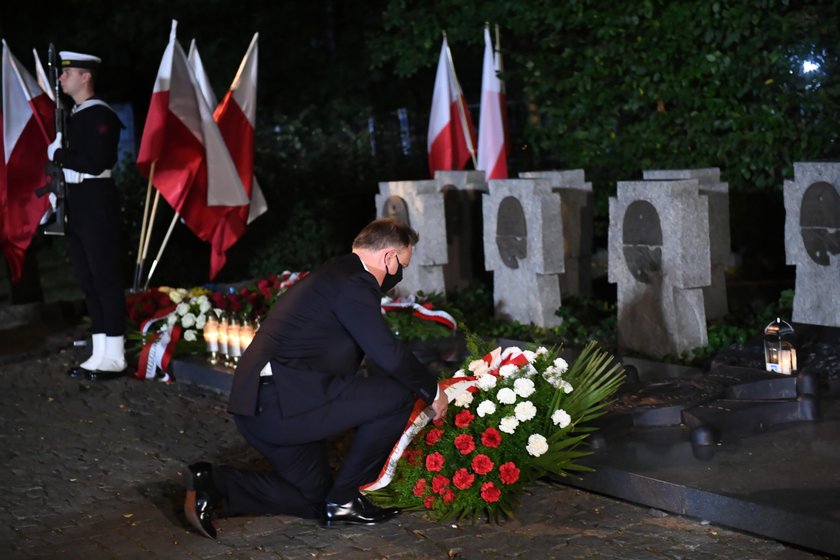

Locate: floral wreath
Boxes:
[366,339,624,522]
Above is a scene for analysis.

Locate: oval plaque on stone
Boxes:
[622,200,663,283]
[496,196,527,269]
[800,181,840,266]
[381,195,411,227]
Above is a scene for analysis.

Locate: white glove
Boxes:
[47,132,62,160]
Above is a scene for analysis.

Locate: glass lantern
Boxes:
[239,317,255,354]
[202,311,219,365]
[228,315,241,366]
[218,313,230,363]
[764,317,797,375]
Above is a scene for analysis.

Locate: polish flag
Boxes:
[476,25,508,180]
[136,20,248,280]
[1,41,53,283]
[189,33,267,278]
[427,34,476,176]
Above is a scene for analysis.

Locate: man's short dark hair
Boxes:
[352,218,419,251]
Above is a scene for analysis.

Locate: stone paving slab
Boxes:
[0,335,831,560]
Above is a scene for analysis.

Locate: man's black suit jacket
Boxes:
[228,253,438,417]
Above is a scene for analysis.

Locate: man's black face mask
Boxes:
[381,256,403,293]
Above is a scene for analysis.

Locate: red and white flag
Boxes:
[204,32,267,278]
[1,40,53,283]
[476,25,508,180]
[427,34,476,177]
[136,20,249,280]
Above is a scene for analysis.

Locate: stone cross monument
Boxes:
[643,168,731,319]
[435,171,489,291]
[519,169,594,297]
[609,179,711,357]
[483,178,565,327]
[784,162,840,327]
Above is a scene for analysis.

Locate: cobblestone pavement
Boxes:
[0,329,831,560]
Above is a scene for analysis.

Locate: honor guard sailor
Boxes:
[48,51,126,381]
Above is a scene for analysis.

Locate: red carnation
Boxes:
[423,494,436,509]
[425,428,444,446]
[425,452,445,472]
[452,468,475,490]
[432,474,450,495]
[471,454,494,475]
[412,478,428,497]
[454,434,476,455]
[480,481,501,503]
[443,489,457,504]
[432,418,445,427]
[454,409,475,428]
[481,427,502,448]
[499,462,520,485]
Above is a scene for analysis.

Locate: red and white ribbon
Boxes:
[380,296,457,331]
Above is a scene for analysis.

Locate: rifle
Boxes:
[37,43,66,236]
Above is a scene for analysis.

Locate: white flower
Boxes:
[561,380,574,394]
[513,378,536,398]
[523,364,538,377]
[453,369,467,378]
[536,346,548,355]
[195,314,207,330]
[181,313,197,328]
[552,409,571,428]
[176,302,190,316]
[183,329,197,342]
[522,350,536,363]
[553,357,569,374]
[476,372,498,390]
[169,289,185,304]
[476,400,496,417]
[498,363,519,378]
[496,387,517,404]
[468,359,490,377]
[499,415,519,434]
[514,401,537,422]
[198,299,212,313]
[526,433,549,457]
[453,390,474,408]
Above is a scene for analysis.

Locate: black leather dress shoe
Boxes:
[67,366,94,379]
[320,494,400,527]
[184,462,221,539]
[87,368,128,381]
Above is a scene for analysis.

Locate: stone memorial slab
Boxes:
[520,169,594,297]
[483,178,564,327]
[376,179,447,297]
[435,171,489,291]
[609,179,710,357]
[643,168,730,319]
[784,162,840,327]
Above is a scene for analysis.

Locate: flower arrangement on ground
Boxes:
[366,337,624,522]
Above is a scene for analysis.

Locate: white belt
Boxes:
[63,168,112,184]
[259,362,273,377]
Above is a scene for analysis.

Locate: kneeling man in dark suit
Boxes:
[184,218,448,538]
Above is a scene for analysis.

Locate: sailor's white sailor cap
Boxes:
[59,51,101,70]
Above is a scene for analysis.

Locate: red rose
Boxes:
[480,481,501,503]
[423,494,436,509]
[454,434,476,455]
[425,428,444,446]
[481,427,502,448]
[432,474,450,495]
[471,454,494,475]
[499,462,520,485]
[454,409,475,428]
[452,468,475,490]
[425,452,445,472]
[432,418,445,427]
[412,478,427,497]
[443,489,456,504]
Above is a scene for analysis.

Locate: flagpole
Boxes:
[133,160,156,291]
[144,211,180,290]
[139,188,162,286]
[443,32,477,168]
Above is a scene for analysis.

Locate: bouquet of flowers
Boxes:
[366,338,624,522]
